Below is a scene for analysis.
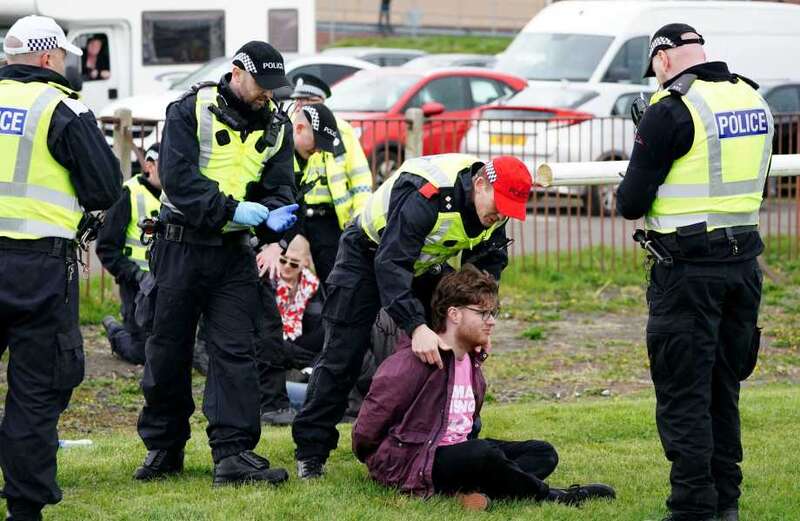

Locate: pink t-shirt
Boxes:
[438,355,476,447]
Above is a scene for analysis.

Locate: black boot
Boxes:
[212,450,289,486]
[548,483,616,506]
[5,498,43,521]
[133,449,184,480]
[296,456,325,479]
[717,510,738,521]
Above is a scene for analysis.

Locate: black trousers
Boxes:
[646,257,762,520]
[304,213,342,288]
[0,247,83,515]
[137,238,263,463]
[432,438,556,500]
[105,279,147,365]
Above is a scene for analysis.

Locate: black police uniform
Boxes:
[136,73,295,467]
[617,62,766,520]
[96,175,161,365]
[292,163,509,464]
[0,64,122,518]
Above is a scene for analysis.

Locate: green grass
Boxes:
[325,35,512,55]
[4,384,796,520]
[78,274,120,325]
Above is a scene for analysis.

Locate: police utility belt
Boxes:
[638,223,758,266]
[305,204,335,218]
[0,236,77,259]
[153,222,251,247]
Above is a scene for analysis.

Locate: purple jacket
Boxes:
[351,337,487,498]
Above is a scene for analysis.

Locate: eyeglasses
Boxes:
[462,306,500,322]
[279,256,300,269]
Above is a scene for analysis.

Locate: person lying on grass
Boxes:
[351,264,616,511]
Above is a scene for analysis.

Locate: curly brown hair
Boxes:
[430,264,499,333]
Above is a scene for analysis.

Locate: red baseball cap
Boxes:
[485,156,532,221]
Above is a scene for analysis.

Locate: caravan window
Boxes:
[142,11,225,65]
[75,33,111,81]
[494,33,613,81]
[268,9,299,53]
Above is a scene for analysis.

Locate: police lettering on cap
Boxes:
[3,15,83,57]
[485,156,532,221]
[232,41,291,90]
[643,23,704,78]
[291,73,332,100]
[301,103,339,154]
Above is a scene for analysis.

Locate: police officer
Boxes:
[292,153,532,479]
[617,24,773,521]
[97,143,162,365]
[258,73,373,287]
[256,102,339,426]
[0,15,122,520]
[134,41,299,486]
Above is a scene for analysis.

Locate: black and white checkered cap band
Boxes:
[485,161,497,184]
[145,149,159,162]
[27,36,59,52]
[294,83,327,99]
[648,36,675,57]
[303,106,320,131]
[233,52,258,74]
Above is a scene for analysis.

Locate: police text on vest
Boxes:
[715,109,769,139]
[0,107,27,136]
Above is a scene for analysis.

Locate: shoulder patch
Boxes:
[60,97,90,116]
[418,182,439,199]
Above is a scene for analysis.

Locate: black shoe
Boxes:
[212,450,289,486]
[133,449,184,480]
[716,509,738,521]
[260,408,296,426]
[296,456,325,479]
[6,498,43,521]
[550,483,616,506]
[660,516,716,521]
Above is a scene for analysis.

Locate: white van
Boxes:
[0,0,316,111]
[495,0,800,94]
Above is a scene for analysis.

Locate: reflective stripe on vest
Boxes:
[0,81,82,239]
[645,78,773,233]
[360,153,502,275]
[194,85,284,232]
[124,177,160,271]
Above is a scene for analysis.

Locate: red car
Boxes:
[326,67,528,183]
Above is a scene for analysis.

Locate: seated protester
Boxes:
[98,143,162,365]
[352,265,616,511]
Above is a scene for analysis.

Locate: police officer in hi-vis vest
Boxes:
[134,41,298,486]
[257,73,373,287]
[292,153,532,479]
[0,16,122,520]
[617,24,773,521]
[96,143,162,365]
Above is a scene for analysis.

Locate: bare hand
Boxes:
[256,242,282,279]
[411,324,452,369]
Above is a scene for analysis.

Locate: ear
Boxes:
[447,306,461,324]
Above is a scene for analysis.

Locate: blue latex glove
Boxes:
[266,203,299,232]
[232,201,271,226]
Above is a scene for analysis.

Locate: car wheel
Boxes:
[373,148,403,187]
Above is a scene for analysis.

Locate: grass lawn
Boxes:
[5,384,797,520]
[325,35,512,56]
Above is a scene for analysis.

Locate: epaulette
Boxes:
[666,73,697,96]
[733,73,760,90]
[178,80,217,102]
[418,182,439,199]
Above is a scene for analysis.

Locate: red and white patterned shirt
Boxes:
[274,268,319,340]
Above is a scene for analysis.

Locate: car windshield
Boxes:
[327,72,420,111]
[504,87,598,109]
[494,33,613,81]
[170,56,231,90]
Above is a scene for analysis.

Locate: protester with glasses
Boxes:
[353,266,616,511]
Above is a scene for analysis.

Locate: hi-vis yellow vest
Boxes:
[298,116,373,229]
[0,80,82,239]
[124,176,160,270]
[646,75,774,233]
[361,153,505,276]
[191,85,284,232]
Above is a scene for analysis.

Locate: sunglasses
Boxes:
[279,256,301,269]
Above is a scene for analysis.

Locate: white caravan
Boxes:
[0,0,316,112]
